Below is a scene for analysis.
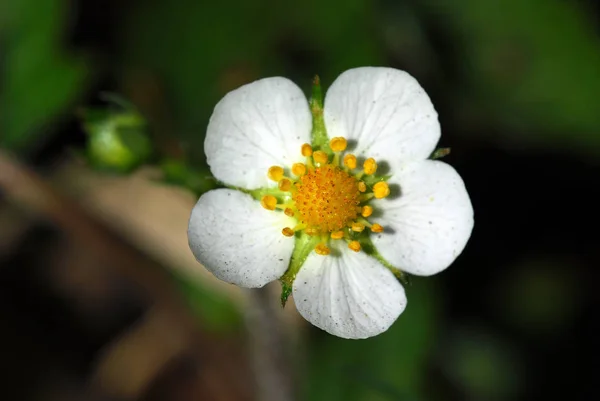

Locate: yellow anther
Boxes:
[343,154,357,169]
[363,158,378,175]
[361,205,373,218]
[284,207,295,217]
[330,231,344,240]
[373,182,390,199]
[358,181,367,192]
[278,178,292,191]
[268,166,284,182]
[301,143,313,157]
[313,150,328,165]
[330,137,348,152]
[305,227,320,236]
[351,222,365,232]
[282,227,295,237]
[260,195,277,210]
[371,223,384,233]
[292,163,306,176]
[348,241,361,252]
[315,243,330,256]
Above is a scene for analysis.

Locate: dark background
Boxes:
[1,0,598,400]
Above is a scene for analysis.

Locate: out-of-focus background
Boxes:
[1,0,598,400]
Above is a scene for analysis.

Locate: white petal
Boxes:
[293,242,406,339]
[324,67,440,168]
[372,160,474,276]
[188,189,296,288]
[205,77,312,189]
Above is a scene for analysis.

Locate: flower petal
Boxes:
[324,67,440,167]
[205,78,312,189]
[372,160,474,276]
[293,242,406,339]
[188,189,296,288]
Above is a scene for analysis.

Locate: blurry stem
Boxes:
[244,286,296,401]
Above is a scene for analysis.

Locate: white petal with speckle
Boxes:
[188,189,296,287]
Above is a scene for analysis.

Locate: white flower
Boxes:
[188,67,474,339]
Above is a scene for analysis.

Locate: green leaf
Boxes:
[0,0,89,153]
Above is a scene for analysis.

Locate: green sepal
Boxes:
[431,147,451,159]
[309,75,331,154]
[362,174,392,187]
[280,233,320,307]
[360,236,410,286]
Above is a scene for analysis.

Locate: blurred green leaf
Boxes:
[171,271,241,333]
[427,0,600,152]
[0,0,89,153]
[160,159,218,196]
[305,280,438,401]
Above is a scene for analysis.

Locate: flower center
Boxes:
[260,137,390,256]
[293,164,360,233]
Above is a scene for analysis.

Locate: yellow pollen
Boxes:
[268,166,284,182]
[278,178,292,191]
[282,227,295,237]
[315,243,330,256]
[358,181,367,192]
[284,207,295,217]
[361,205,373,217]
[351,222,365,232]
[292,163,306,176]
[363,158,377,175]
[301,143,313,157]
[260,195,277,210]
[348,241,361,252]
[330,137,348,152]
[343,154,357,169]
[330,231,344,240]
[313,150,328,165]
[292,164,361,233]
[371,223,384,233]
[373,182,390,199]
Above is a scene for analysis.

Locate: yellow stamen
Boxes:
[268,166,284,182]
[315,243,330,256]
[361,205,373,218]
[363,158,377,175]
[292,163,306,176]
[330,137,347,152]
[278,178,292,191]
[371,223,384,233]
[343,154,357,170]
[313,150,328,165]
[348,241,361,252]
[373,182,390,199]
[330,231,344,240]
[301,143,313,157]
[284,207,295,217]
[282,227,295,237]
[305,227,320,236]
[358,181,367,192]
[351,222,365,232]
[260,195,277,210]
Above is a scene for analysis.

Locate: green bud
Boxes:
[83,107,152,173]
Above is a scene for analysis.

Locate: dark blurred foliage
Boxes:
[1,0,599,400]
